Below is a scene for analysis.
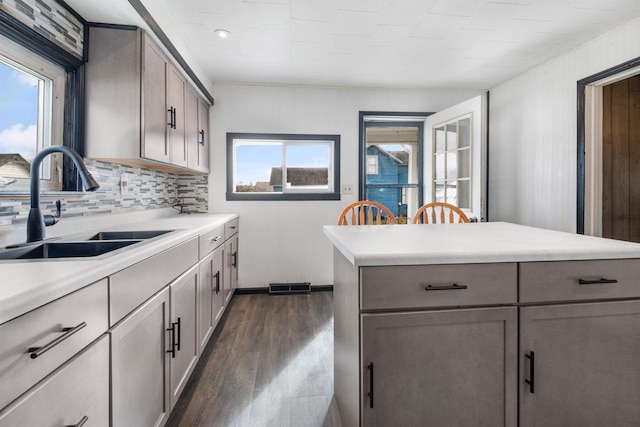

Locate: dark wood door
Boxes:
[602,75,640,242]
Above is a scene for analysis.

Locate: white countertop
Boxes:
[323,222,640,266]
[0,210,238,325]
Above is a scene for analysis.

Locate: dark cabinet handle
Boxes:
[199,129,205,146]
[578,278,618,285]
[367,362,374,408]
[525,351,535,393]
[232,251,238,268]
[214,271,221,294]
[167,321,177,358]
[167,107,176,129]
[67,415,88,427]
[424,283,467,291]
[175,317,181,351]
[28,322,87,359]
[209,235,222,243]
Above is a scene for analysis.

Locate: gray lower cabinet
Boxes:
[0,335,109,427]
[198,245,224,353]
[224,234,239,304]
[519,300,640,427]
[361,307,518,427]
[169,264,199,409]
[110,287,171,427]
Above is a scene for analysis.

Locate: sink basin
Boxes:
[87,230,174,241]
[0,240,141,260]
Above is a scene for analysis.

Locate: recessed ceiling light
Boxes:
[213,29,231,39]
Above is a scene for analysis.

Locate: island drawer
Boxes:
[519,259,640,303]
[360,263,517,311]
[199,224,225,258]
[0,279,108,410]
[225,218,239,239]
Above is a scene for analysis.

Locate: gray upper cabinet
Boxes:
[141,35,170,164]
[86,26,209,174]
[187,86,210,173]
[519,300,640,427]
[168,66,187,168]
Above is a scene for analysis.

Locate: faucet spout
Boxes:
[27,146,100,243]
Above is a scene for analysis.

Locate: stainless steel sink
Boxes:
[0,240,141,260]
[87,230,174,241]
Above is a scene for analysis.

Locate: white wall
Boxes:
[489,16,640,233]
[209,83,482,288]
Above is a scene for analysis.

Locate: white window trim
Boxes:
[0,33,66,191]
[366,154,378,175]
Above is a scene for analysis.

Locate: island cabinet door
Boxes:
[519,300,640,427]
[361,307,517,427]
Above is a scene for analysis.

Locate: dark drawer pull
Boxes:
[424,283,468,291]
[28,322,87,359]
[578,278,618,285]
[209,235,222,242]
[525,351,535,393]
[176,317,181,351]
[232,251,238,268]
[67,415,88,427]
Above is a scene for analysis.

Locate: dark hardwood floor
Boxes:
[167,291,340,427]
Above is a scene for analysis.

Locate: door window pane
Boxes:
[432,114,472,210]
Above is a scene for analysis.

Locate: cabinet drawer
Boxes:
[0,279,108,409]
[199,224,225,258]
[0,335,109,426]
[519,259,640,303]
[360,263,517,311]
[110,237,198,325]
[225,218,239,239]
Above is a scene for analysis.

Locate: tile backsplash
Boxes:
[0,159,208,226]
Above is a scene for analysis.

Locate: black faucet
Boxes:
[27,146,100,242]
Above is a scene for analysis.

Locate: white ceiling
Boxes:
[67,0,640,90]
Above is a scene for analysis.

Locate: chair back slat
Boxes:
[337,201,398,225]
[412,202,470,224]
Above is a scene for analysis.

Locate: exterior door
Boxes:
[424,94,487,221]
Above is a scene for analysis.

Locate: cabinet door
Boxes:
[169,265,199,408]
[186,86,200,171]
[520,300,640,427]
[111,287,171,427]
[0,335,109,427]
[228,234,239,293]
[223,239,236,304]
[197,97,210,172]
[168,65,187,167]
[198,246,225,354]
[141,35,170,163]
[362,307,517,427]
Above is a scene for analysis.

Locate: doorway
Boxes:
[579,57,640,240]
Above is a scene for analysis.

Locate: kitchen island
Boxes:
[324,222,640,427]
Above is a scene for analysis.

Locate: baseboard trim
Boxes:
[235,285,333,295]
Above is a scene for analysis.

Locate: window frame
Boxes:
[0,4,87,193]
[0,37,66,189]
[226,132,341,201]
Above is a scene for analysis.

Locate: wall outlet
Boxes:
[120,173,132,195]
[342,184,353,195]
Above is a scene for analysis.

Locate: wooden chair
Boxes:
[413,202,470,224]
[338,201,398,225]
